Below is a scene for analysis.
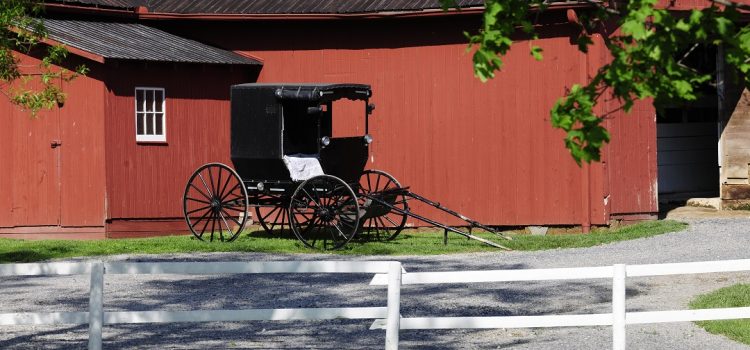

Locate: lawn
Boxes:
[0,220,687,263]
[690,284,750,345]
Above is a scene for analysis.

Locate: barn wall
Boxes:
[0,91,11,227]
[0,51,106,232]
[103,62,258,221]
[605,99,659,218]
[59,58,108,227]
[0,82,60,228]
[659,0,750,10]
[154,14,642,226]
[586,30,658,219]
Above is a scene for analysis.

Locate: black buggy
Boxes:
[183,83,510,250]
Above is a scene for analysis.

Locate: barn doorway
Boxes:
[656,45,720,202]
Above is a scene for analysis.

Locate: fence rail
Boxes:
[0,260,403,350]
[369,259,750,350]
[2,258,750,349]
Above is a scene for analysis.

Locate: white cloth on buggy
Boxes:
[283,154,325,182]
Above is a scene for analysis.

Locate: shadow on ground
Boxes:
[0,258,654,349]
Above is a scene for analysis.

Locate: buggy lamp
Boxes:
[320,136,331,147]
[363,134,373,145]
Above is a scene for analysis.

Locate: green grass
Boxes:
[690,284,750,345]
[0,220,687,263]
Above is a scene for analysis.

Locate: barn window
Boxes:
[135,87,166,142]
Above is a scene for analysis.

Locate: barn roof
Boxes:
[48,0,487,14]
[39,19,261,65]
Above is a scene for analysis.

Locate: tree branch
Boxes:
[580,0,622,15]
[710,0,750,11]
[0,87,12,100]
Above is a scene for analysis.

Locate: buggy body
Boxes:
[183,83,409,249]
[230,83,372,191]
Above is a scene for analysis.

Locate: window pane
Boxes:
[155,90,163,112]
[146,90,154,112]
[136,113,144,135]
[155,113,163,135]
[146,113,154,135]
[136,90,145,112]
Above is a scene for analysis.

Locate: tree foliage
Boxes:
[0,0,87,116]
[442,0,750,164]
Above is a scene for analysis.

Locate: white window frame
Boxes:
[134,87,167,142]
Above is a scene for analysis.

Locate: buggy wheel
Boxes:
[358,169,409,241]
[183,163,248,242]
[289,175,360,250]
[255,205,289,235]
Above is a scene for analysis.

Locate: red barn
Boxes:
[0,19,260,238]
[1,0,669,238]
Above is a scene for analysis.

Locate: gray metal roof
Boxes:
[53,0,138,8]
[49,0,488,14]
[41,19,261,65]
[140,0,485,14]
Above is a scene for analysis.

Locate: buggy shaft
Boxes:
[404,192,511,240]
[363,193,511,250]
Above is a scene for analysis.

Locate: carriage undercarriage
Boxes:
[183,163,511,250]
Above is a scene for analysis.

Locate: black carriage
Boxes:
[183,83,511,250]
[183,83,408,249]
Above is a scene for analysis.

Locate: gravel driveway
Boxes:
[1,217,750,349]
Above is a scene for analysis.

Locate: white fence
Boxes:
[0,260,403,350]
[370,258,750,350]
[2,259,750,349]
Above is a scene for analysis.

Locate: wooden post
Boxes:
[88,261,104,350]
[385,262,401,350]
[717,44,725,171]
[612,264,626,350]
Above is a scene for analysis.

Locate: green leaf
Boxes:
[1,0,87,116]
[714,17,733,36]
[621,20,650,40]
[576,35,593,53]
[530,45,543,61]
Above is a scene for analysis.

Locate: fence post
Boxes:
[88,261,104,350]
[612,264,626,350]
[385,262,402,350]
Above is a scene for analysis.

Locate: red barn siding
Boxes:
[59,62,107,227]
[6,97,61,226]
[0,53,107,231]
[659,0,750,10]
[157,15,630,226]
[586,31,658,219]
[103,62,257,221]
[0,98,10,227]
[607,99,659,217]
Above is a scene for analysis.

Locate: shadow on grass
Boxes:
[241,227,410,254]
[244,228,299,240]
[0,249,70,264]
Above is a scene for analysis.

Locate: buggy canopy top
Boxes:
[230,83,372,181]
[233,83,371,103]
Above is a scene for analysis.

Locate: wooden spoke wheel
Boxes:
[255,204,290,235]
[289,175,360,250]
[357,169,409,242]
[183,163,249,242]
